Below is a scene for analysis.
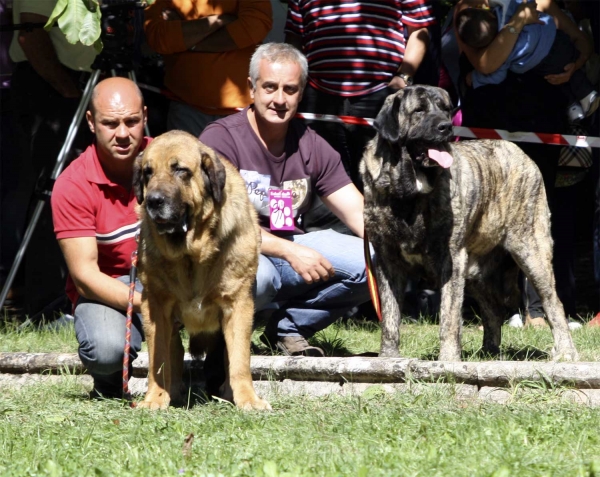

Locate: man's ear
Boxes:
[143,105,148,128]
[86,110,95,133]
[248,77,255,100]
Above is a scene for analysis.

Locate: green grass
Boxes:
[2,316,600,362]
[0,318,79,353]
[284,317,600,362]
[1,317,600,476]
[1,380,599,477]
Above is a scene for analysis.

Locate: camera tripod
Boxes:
[0,55,150,313]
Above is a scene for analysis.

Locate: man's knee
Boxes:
[332,239,371,304]
[77,333,125,376]
[254,255,281,311]
[74,302,136,376]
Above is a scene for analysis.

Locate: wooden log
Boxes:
[249,356,414,383]
[0,352,84,374]
[1,352,599,389]
[407,360,479,385]
[474,361,600,389]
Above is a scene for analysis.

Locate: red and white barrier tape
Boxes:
[294,112,374,127]
[137,83,600,148]
[295,112,600,149]
[453,126,599,148]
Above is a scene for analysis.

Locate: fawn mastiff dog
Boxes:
[133,130,270,410]
[360,85,578,362]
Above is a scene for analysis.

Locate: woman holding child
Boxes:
[453,0,597,326]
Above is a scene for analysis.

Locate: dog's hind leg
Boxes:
[377,265,407,358]
[438,248,468,361]
[193,331,228,400]
[469,253,520,358]
[468,284,506,357]
[508,238,579,362]
[168,325,185,405]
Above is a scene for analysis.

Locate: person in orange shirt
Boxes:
[144,0,272,136]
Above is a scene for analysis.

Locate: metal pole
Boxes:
[0,69,102,310]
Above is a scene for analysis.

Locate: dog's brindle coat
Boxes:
[360,85,578,361]
[133,130,271,410]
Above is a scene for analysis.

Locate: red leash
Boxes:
[123,235,139,405]
[364,229,382,322]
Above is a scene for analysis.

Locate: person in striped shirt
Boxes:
[285,0,438,198]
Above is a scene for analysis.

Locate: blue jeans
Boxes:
[255,229,370,338]
[74,276,144,395]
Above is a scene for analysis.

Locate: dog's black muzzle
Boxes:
[146,190,189,235]
[407,114,454,168]
[426,114,453,143]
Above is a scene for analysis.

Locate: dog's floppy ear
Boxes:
[132,151,145,205]
[199,146,226,205]
[374,89,404,143]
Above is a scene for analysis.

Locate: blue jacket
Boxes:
[472,0,557,88]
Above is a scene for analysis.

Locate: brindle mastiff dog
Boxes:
[360,85,578,362]
[133,130,271,410]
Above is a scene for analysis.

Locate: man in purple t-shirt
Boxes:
[200,43,370,356]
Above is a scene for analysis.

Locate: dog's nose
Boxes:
[146,192,165,209]
[437,121,453,134]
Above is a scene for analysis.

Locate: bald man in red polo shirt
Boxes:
[51,77,150,399]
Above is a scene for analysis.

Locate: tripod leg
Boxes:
[0,69,102,310]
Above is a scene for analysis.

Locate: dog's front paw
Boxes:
[137,399,170,410]
[237,396,272,411]
[234,388,272,411]
[138,389,171,410]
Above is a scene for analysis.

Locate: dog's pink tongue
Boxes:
[428,148,453,168]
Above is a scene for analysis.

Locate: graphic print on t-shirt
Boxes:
[240,169,311,220]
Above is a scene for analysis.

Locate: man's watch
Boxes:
[396,73,413,86]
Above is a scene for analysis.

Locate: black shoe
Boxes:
[88,387,123,400]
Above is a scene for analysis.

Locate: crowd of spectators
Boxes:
[1,0,599,339]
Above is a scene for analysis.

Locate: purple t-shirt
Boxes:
[199,106,351,234]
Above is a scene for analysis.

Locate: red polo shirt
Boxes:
[51,139,151,305]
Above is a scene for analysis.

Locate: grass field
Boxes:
[1,318,599,476]
[2,315,600,362]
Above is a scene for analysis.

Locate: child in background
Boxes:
[456,0,599,122]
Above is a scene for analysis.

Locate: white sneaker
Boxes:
[581,90,600,117]
[567,102,585,123]
[506,313,523,328]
